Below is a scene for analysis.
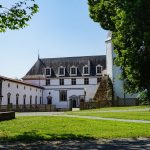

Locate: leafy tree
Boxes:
[88,0,150,102]
[0,0,38,32]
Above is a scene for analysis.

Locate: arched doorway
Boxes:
[72,99,77,108]
[7,93,11,105]
[16,94,19,105]
[47,96,52,104]
[69,95,78,109]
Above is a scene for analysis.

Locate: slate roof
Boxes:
[23,55,106,79]
[0,75,44,89]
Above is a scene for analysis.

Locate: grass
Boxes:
[0,116,150,142]
[65,106,150,121]
[66,111,150,121]
[79,106,149,111]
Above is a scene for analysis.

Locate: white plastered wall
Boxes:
[1,80,43,105]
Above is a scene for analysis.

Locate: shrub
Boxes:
[137,89,150,105]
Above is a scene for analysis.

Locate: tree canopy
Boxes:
[0,0,38,32]
[88,0,150,101]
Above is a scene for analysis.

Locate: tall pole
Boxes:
[0,79,3,110]
[123,57,126,105]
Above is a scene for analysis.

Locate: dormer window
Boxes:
[59,66,65,76]
[70,66,77,76]
[96,65,102,75]
[45,68,51,76]
[83,65,89,75]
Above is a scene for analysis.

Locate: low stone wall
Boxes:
[80,100,112,110]
[113,98,139,106]
[0,111,15,121]
[0,104,56,112]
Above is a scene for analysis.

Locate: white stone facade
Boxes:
[0,77,43,105]
[24,77,99,108]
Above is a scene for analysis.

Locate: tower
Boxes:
[105,31,114,81]
[105,32,137,105]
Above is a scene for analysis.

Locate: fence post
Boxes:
[98,101,100,108]
[80,102,83,110]
[45,104,46,112]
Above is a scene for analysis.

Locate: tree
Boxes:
[88,0,150,101]
[0,0,38,32]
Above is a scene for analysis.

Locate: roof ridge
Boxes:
[0,75,43,89]
[40,55,105,60]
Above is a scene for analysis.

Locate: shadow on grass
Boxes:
[0,131,150,149]
[0,130,95,142]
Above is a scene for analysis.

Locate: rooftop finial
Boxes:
[38,49,40,60]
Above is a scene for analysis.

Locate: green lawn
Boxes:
[80,106,149,111]
[0,116,150,142]
[66,111,150,121]
[66,106,150,121]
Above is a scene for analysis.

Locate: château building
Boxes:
[0,32,138,109]
[0,55,106,109]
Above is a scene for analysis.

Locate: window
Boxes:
[46,79,50,86]
[35,96,37,105]
[70,67,77,76]
[30,96,32,105]
[40,97,42,104]
[59,67,65,76]
[60,68,64,75]
[17,84,19,88]
[0,80,2,96]
[59,90,67,101]
[23,95,26,105]
[83,66,89,75]
[24,86,26,90]
[30,87,32,91]
[59,79,64,85]
[7,93,11,104]
[8,83,10,88]
[16,94,19,105]
[96,65,102,74]
[97,78,101,84]
[84,78,89,85]
[71,78,76,85]
[45,68,51,76]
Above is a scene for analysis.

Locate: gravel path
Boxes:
[16,111,150,124]
[54,114,150,124]
[16,112,65,116]
[81,108,150,113]
[0,138,150,150]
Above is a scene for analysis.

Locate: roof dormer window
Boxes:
[83,65,89,75]
[59,66,65,76]
[96,65,102,75]
[45,68,51,76]
[70,66,77,76]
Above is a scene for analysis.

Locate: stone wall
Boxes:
[0,111,15,121]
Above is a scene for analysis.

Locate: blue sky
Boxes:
[0,0,107,78]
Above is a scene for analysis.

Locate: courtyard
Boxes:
[0,106,150,149]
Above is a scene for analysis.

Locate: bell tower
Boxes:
[105,31,114,81]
